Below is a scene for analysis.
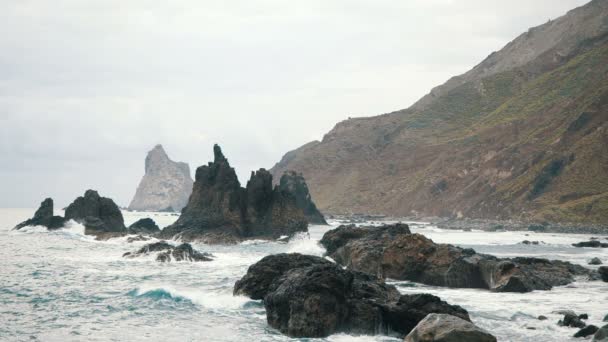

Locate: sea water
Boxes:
[0,208,606,341]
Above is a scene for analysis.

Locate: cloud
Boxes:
[0,0,589,207]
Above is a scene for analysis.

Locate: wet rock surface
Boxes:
[233,253,469,338]
[64,190,126,235]
[404,313,497,342]
[573,240,608,248]
[123,241,213,262]
[160,145,313,244]
[127,218,160,235]
[599,266,608,282]
[13,198,66,230]
[320,224,592,292]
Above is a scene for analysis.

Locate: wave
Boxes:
[127,285,252,310]
[286,233,325,256]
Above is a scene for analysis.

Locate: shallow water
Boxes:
[0,209,606,341]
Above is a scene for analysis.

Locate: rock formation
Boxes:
[278,171,327,224]
[320,224,592,292]
[64,190,127,235]
[159,145,311,244]
[127,218,160,235]
[405,313,497,342]
[233,253,469,338]
[270,0,608,225]
[123,241,213,262]
[599,266,608,282]
[13,198,66,230]
[128,144,193,212]
[573,240,608,248]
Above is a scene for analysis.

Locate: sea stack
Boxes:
[13,198,66,230]
[128,144,193,212]
[64,189,127,235]
[159,144,311,243]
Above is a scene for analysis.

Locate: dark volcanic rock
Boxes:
[589,257,603,265]
[123,241,213,262]
[404,313,497,342]
[558,311,587,329]
[573,240,608,248]
[320,224,591,292]
[233,253,469,338]
[575,325,599,338]
[14,198,66,230]
[159,145,310,244]
[278,171,327,224]
[595,325,608,341]
[599,266,608,282]
[126,235,150,243]
[64,190,126,235]
[127,218,160,235]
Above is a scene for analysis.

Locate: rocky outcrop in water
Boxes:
[599,266,608,282]
[123,241,213,262]
[573,240,608,248]
[595,325,608,341]
[64,190,127,235]
[404,313,497,342]
[13,198,66,230]
[127,218,160,235]
[320,224,592,292]
[233,253,469,338]
[159,145,310,244]
[277,171,327,224]
[128,144,193,212]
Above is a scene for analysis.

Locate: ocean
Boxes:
[0,208,606,341]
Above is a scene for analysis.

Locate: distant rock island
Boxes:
[128,144,193,212]
[159,144,324,244]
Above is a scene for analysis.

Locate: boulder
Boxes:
[320,224,591,292]
[589,257,603,265]
[123,241,213,262]
[575,325,599,338]
[599,267,608,282]
[404,313,496,342]
[594,325,608,341]
[127,218,160,235]
[64,190,126,235]
[13,198,66,230]
[604,314,608,322]
[558,311,586,329]
[573,241,608,248]
[277,171,327,224]
[159,145,310,244]
[233,253,469,338]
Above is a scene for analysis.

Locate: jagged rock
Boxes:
[599,266,608,282]
[234,253,469,338]
[128,144,193,212]
[404,313,497,342]
[320,224,591,292]
[278,171,327,224]
[589,257,603,265]
[127,218,160,235]
[123,241,213,262]
[64,190,126,235]
[573,241,608,248]
[558,311,587,329]
[159,145,309,244]
[575,325,599,338]
[595,325,608,341]
[13,198,66,230]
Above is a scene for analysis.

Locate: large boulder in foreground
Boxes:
[160,145,312,244]
[405,313,496,342]
[64,190,127,235]
[123,241,213,262]
[14,198,66,230]
[127,218,160,235]
[233,253,469,338]
[320,224,591,292]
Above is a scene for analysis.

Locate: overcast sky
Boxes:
[0,0,589,208]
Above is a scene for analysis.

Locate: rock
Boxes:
[604,314,608,322]
[538,315,548,320]
[320,224,591,292]
[128,144,193,212]
[14,198,66,230]
[159,145,310,244]
[595,325,608,341]
[126,235,150,243]
[573,241,608,248]
[64,190,126,235]
[521,240,541,245]
[404,313,497,342]
[575,325,599,338]
[558,311,586,329]
[277,171,327,224]
[589,257,603,265]
[123,241,213,262]
[127,218,160,235]
[233,253,469,338]
[599,267,608,282]
[580,314,589,320]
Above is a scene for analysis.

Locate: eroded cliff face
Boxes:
[128,145,193,212]
[159,145,314,243]
[271,0,608,225]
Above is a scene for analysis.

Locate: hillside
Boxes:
[270,0,608,225]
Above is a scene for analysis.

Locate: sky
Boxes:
[0,0,589,208]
